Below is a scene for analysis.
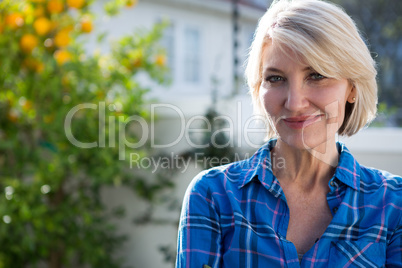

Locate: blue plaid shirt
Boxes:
[176,139,402,267]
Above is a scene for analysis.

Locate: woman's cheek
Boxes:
[259,88,270,112]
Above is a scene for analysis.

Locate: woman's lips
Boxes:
[282,114,324,129]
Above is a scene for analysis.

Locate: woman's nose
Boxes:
[284,82,309,112]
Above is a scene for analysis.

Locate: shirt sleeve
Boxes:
[176,172,222,268]
[386,219,402,267]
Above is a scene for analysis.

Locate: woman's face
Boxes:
[259,43,355,150]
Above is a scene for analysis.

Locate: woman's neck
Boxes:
[271,138,339,192]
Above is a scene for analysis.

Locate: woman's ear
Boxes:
[347,85,357,104]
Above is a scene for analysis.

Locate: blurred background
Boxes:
[0,0,401,267]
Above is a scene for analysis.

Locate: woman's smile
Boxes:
[282,114,324,130]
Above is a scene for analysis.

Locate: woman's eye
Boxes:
[265,75,284,83]
[309,73,326,80]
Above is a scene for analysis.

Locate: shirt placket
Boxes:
[270,178,301,268]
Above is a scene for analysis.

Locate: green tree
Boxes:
[0,0,171,267]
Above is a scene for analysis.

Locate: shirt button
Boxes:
[333,207,338,213]
[330,180,335,187]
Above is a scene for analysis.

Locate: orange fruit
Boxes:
[132,59,142,68]
[47,0,64,14]
[33,6,45,17]
[23,58,36,69]
[44,114,55,123]
[54,49,71,65]
[67,0,85,9]
[23,58,44,73]
[64,25,74,32]
[130,49,143,68]
[7,110,19,123]
[61,75,68,86]
[125,0,138,8]
[155,54,166,67]
[20,34,39,54]
[80,19,92,33]
[33,17,51,36]
[36,62,45,73]
[21,100,33,112]
[54,29,71,47]
[5,13,24,29]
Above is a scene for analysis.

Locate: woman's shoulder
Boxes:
[186,142,272,194]
[360,165,402,187]
[186,158,252,194]
[358,165,402,205]
[181,158,257,216]
[338,141,402,193]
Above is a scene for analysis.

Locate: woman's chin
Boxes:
[278,131,332,152]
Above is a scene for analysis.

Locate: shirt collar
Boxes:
[334,141,361,191]
[238,139,276,189]
[238,139,362,191]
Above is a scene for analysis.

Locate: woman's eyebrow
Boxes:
[262,67,284,74]
[262,66,312,74]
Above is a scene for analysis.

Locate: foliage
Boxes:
[0,0,170,267]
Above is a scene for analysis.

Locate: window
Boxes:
[183,27,201,83]
[160,23,175,72]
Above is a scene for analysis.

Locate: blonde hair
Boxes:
[245,0,377,138]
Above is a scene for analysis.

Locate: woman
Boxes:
[176,0,402,267]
